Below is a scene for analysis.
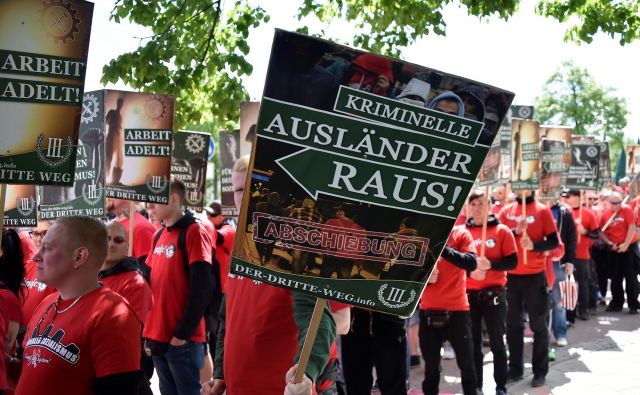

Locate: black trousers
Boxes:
[341,308,407,395]
[419,310,477,395]
[591,245,609,298]
[574,258,591,315]
[609,249,640,310]
[468,288,508,391]
[506,272,550,378]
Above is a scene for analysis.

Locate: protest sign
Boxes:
[566,143,600,190]
[598,141,612,188]
[0,0,93,185]
[511,105,534,120]
[172,131,210,212]
[625,145,640,177]
[539,139,566,201]
[478,138,501,187]
[630,171,640,199]
[219,130,240,217]
[539,126,572,180]
[572,135,595,144]
[229,30,514,316]
[240,102,260,157]
[510,119,540,191]
[498,105,533,182]
[38,91,106,219]
[102,90,174,204]
[3,184,36,227]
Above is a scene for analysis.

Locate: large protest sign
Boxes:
[539,126,572,180]
[539,139,566,201]
[102,90,174,204]
[219,130,240,217]
[566,143,600,190]
[626,145,640,177]
[240,102,259,158]
[38,91,106,219]
[0,0,93,185]
[229,30,514,316]
[172,131,210,212]
[3,184,36,227]
[510,119,540,190]
[597,141,611,188]
[498,105,534,183]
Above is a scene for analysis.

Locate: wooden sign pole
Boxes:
[480,185,490,258]
[0,184,6,258]
[294,298,328,384]
[522,190,528,265]
[578,190,584,244]
[602,195,630,232]
[128,201,135,256]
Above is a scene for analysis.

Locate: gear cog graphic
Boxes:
[145,95,168,121]
[39,0,80,44]
[185,134,206,154]
[81,94,100,124]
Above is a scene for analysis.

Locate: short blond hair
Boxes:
[55,216,108,265]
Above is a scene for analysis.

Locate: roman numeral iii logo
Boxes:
[36,134,74,168]
[377,284,416,309]
[16,196,35,216]
[146,175,168,193]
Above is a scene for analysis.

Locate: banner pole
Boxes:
[578,190,584,244]
[480,185,490,258]
[294,297,328,384]
[522,190,528,265]
[128,201,135,256]
[0,184,6,258]
[602,195,630,231]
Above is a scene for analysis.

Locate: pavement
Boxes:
[405,304,640,395]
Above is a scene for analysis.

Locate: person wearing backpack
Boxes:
[144,179,215,395]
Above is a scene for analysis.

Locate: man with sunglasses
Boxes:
[8,216,142,394]
[599,192,640,314]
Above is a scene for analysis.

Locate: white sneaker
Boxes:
[556,337,568,347]
[442,341,455,360]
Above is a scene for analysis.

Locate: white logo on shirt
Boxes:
[22,279,47,292]
[24,349,51,367]
[153,244,176,259]
[506,214,536,224]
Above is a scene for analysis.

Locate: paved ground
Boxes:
[151,303,640,395]
[405,304,640,395]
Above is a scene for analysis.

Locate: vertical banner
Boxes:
[104,90,174,204]
[539,139,566,201]
[172,131,210,212]
[240,101,260,157]
[511,119,540,190]
[566,143,600,190]
[229,30,515,316]
[38,90,106,219]
[3,184,37,226]
[219,129,240,217]
[625,145,640,177]
[0,0,94,185]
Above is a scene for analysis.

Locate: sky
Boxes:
[85,0,640,138]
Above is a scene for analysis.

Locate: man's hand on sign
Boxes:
[470,270,486,281]
[617,242,630,253]
[201,379,225,395]
[427,267,439,284]
[520,236,534,251]
[284,365,312,395]
[576,221,587,236]
[477,256,491,271]
[515,218,528,235]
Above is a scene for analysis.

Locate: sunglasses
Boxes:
[610,201,622,205]
[107,236,126,244]
[31,230,48,239]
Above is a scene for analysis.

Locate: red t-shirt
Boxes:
[0,288,21,390]
[223,275,299,395]
[216,224,235,294]
[600,205,639,244]
[572,206,599,260]
[466,222,517,290]
[101,270,153,324]
[16,286,141,395]
[117,212,156,259]
[491,203,505,215]
[420,226,475,311]
[143,222,213,342]
[499,200,557,275]
[20,260,56,326]
[18,231,37,263]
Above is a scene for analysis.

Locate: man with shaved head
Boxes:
[8,216,142,395]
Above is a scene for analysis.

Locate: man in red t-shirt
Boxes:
[465,190,517,394]
[561,189,600,318]
[498,190,558,388]
[8,216,141,395]
[599,192,640,313]
[419,225,478,395]
[108,198,156,274]
[144,180,214,395]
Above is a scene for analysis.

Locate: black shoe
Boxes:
[506,372,523,384]
[531,376,546,387]
[606,305,623,312]
[629,309,639,315]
